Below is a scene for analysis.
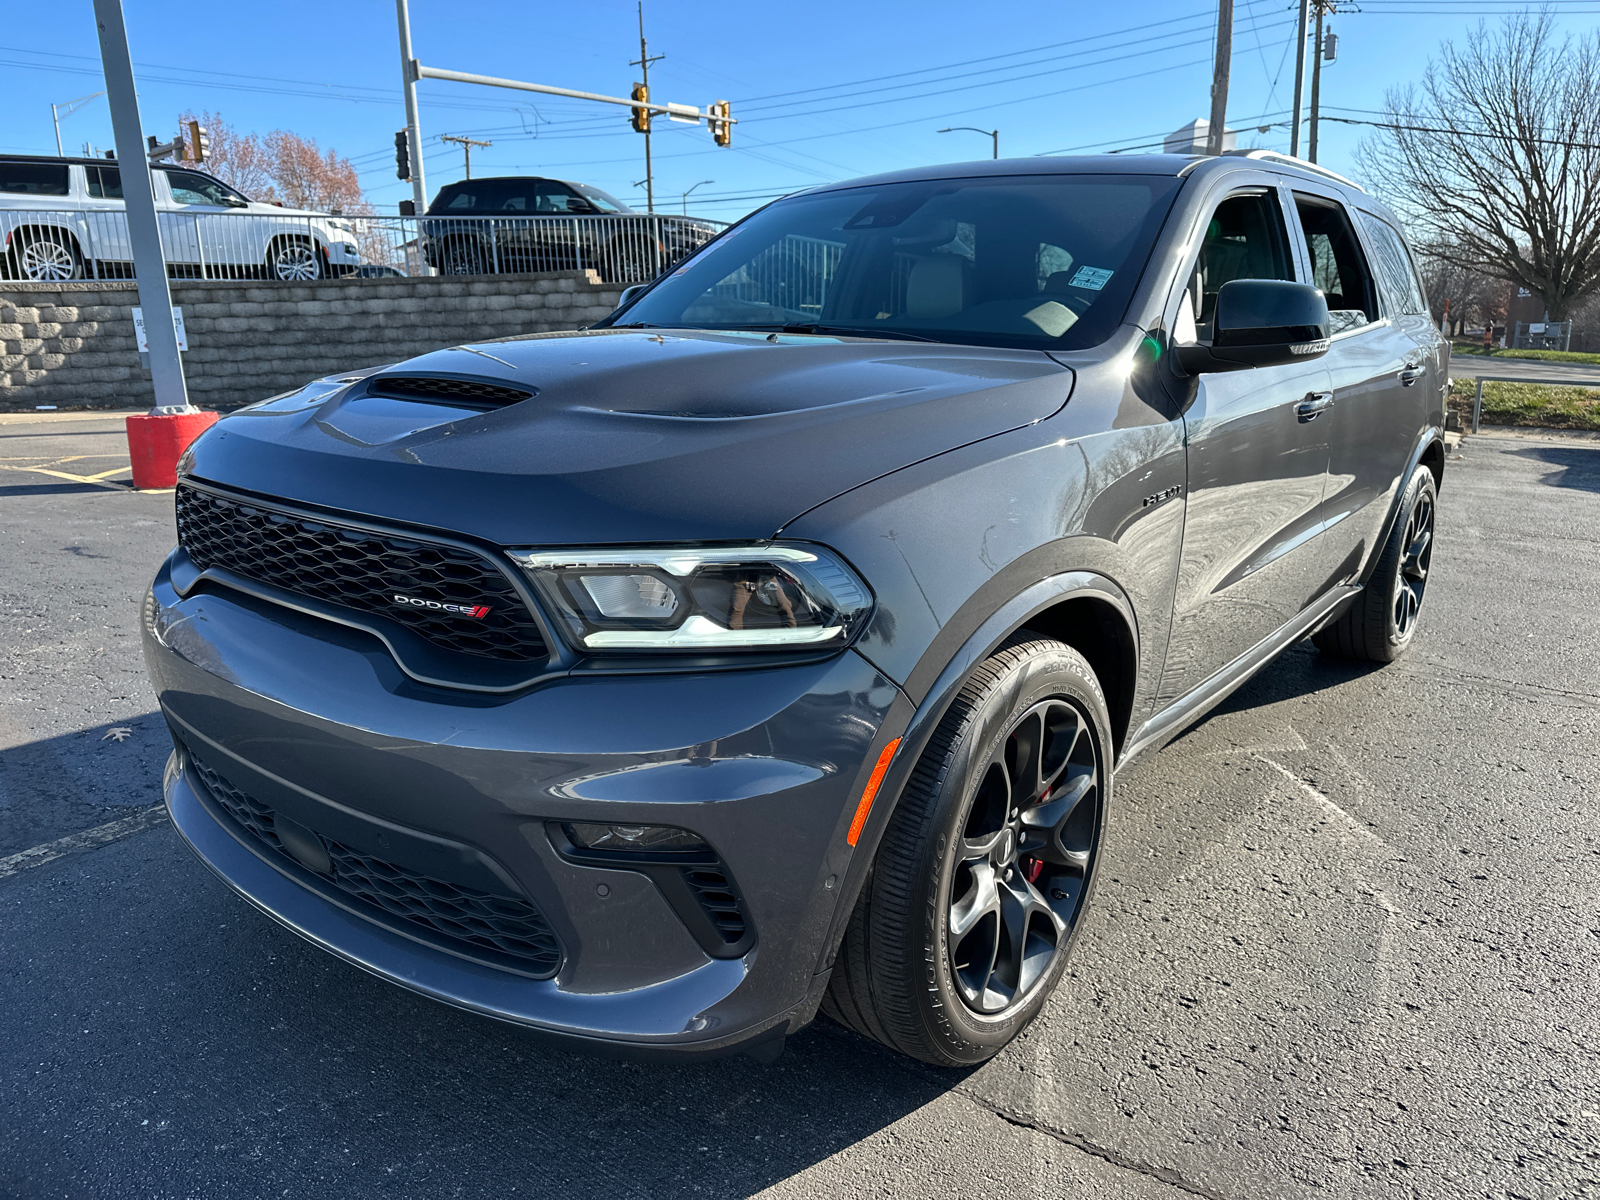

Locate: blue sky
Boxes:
[4,1,1598,222]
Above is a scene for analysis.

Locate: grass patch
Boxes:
[1450,344,1600,365]
[1448,380,1600,431]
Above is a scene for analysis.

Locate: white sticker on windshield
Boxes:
[1068,266,1114,291]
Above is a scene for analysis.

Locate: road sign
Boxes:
[133,306,188,353]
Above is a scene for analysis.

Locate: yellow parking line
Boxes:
[0,463,131,491]
[85,466,133,481]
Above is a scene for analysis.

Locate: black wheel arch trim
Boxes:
[812,569,1135,983]
[1356,427,1446,592]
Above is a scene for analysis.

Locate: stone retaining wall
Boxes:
[0,271,623,412]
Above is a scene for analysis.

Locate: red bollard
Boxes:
[125,410,219,490]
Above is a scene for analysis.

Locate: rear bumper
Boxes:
[144,560,906,1057]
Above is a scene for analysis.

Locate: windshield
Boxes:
[574,183,630,214]
[615,173,1182,351]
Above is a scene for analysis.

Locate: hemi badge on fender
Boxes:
[393,594,492,618]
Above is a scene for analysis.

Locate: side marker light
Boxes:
[847,738,901,847]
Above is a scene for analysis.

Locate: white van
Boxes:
[0,155,361,282]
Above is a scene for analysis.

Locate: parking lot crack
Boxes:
[956,1089,1232,1199]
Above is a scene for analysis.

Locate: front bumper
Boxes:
[143,558,905,1057]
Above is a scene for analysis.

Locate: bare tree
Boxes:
[178,111,374,220]
[261,131,372,216]
[1356,12,1600,321]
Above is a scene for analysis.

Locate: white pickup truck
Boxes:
[0,155,361,282]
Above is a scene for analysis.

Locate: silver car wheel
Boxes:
[269,241,321,281]
[19,233,80,281]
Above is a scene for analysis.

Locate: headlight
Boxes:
[509,543,872,652]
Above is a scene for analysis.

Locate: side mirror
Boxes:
[1174,279,1330,375]
[614,283,648,311]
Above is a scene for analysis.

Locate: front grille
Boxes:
[189,750,563,974]
[683,863,749,945]
[367,376,534,407]
[175,484,547,663]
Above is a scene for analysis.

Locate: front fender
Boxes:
[810,569,1135,983]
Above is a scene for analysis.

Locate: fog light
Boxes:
[563,822,708,853]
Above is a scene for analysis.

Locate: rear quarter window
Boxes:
[0,162,70,196]
[1358,212,1429,316]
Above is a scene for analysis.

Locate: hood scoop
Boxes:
[367,375,536,410]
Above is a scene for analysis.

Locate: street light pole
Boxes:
[681,179,713,215]
[395,0,428,214]
[938,126,1000,159]
[92,0,189,410]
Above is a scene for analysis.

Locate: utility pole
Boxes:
[631,1,664,213]
[1289,0,1310,157]
[439,133,491,179]
[1206,0,1233,155]
[92,0,189,409]
[1309,0,1332,163]
[395,0,428,214]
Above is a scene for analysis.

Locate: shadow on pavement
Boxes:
[0,714,170,856]
[1510,443,1600,493]
[0,825,956,1199]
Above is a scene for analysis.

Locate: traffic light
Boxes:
[394,129,411,181]
[630,83,651,134]
[188,120,210,163]
[709,100,732,148]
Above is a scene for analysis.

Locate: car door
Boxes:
[1287,189,1420,586]
[1156,183,1336,704]
[161,169,253,276]
[81,164,133,273]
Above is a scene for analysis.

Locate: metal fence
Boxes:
[0,207,728,285]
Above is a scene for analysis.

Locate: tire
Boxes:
[14,228,83,281]
[265,237,325,281]
[1313,466,1437,663]
[602,235,653,284]
[823,635,1111,1067]
[440,240,491,276]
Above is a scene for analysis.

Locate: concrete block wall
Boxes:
[0,271,623,412]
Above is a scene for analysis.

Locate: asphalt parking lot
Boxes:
[2,412,1596,1200]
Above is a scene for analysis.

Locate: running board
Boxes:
[1118,584,1359,768]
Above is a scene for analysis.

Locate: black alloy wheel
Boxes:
[948,698,1100,1014]
[824,636,1110,1067]
[1314,466,1438,663]
[1392,484,1434,638]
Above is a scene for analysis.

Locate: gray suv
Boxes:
[144,152,1446,1066]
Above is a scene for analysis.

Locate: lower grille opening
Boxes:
[683,865,749,945]
[188,750,562,975]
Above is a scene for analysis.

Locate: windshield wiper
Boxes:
[778,323,940,343]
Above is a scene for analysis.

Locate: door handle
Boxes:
[1399,363,1425,386]
[1296,392,1335,421]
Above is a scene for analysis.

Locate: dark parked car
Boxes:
[418,175,719,282]
[145,152,1446,1066]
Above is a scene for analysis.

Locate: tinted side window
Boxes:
[87,167,122,199]
[1358,212,1427,316]
[1293,195,1378,333]
[0,162,70,195]
[1183,191,1294,341]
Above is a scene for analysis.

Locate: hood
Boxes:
[186,329,1073,546]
